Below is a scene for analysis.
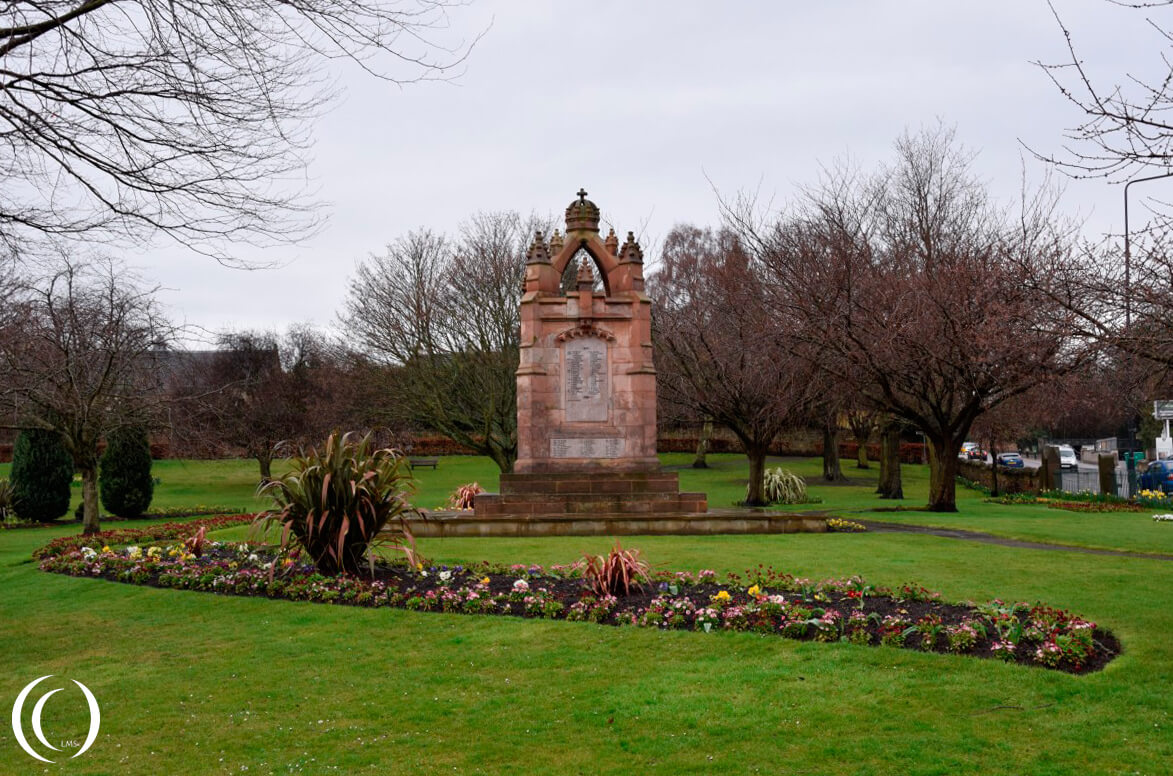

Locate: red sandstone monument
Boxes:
[474,191,706,519]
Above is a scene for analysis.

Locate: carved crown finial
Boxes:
[565,189,600,232]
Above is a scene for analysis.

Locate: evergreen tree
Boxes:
[100,427,154,518]
[11,429,74,522]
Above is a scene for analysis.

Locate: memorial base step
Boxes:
[402,509,827,538]
[474,470,707,518]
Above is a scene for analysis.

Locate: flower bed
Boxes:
[826,518,867,532]
[37,536,1119,674]
[31,514,257,560]
[1046,501,1147,513]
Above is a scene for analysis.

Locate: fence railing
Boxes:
[1052,469,1132,498]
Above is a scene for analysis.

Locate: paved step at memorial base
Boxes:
[405,509,827,538]
[473,471,707,517]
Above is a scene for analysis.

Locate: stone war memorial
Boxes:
[472,190,708,529]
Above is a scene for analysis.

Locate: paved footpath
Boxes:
[857,519,1173,561]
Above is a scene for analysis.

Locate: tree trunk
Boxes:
[988,436,999,498]
[692,419,713,469]
[877,424,903,499]
[487,442,515,474]
[926,437,961,512]
[744,448,769,506]
[257,452,273,483]
[81,467,101,535]
[822,422,845,482]
[856,438,869,469]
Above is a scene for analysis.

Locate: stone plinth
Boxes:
[474,472,707,517]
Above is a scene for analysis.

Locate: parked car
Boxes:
[1139,460,1173,495]
[1057,445,1079,470]
[959,442,984,461]
[996,452,1025,468]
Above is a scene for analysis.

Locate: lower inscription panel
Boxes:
[550,437,624,458]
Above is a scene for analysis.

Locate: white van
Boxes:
[1057,445,1078,470]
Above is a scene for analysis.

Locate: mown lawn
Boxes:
[2,454,1172,774]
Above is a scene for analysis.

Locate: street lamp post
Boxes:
[1123,171,1173,329]
[1120,173,1173,494]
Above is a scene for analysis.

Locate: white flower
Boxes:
[512,579,530,592]
[126,546,143,560]
[248,553,259,563]
[81,547,97,559]
[438,570,452,583]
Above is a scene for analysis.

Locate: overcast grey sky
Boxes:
[139,0,1159,341]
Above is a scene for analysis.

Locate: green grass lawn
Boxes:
[2,454,1173,773]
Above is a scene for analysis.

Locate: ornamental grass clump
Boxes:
[257,431,420,576]
[578,541,651,597]
[756,467,807,505]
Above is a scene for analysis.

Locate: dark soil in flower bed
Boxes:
[40,540,1120,675]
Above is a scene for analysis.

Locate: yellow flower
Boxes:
[747,585,761,597]
[712,590,731,603]
[101,546,111,553]
[480,577,491,585]
[416,562,424,571]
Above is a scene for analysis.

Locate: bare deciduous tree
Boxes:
[651,225,812,507]
[746,127,1085,512]
[166,325,352,479]
[1,1,475,263]
[344,211,549,472]
[1035,0,1173,182]
[1031,232,1173,380]
[846,406,879,469]
[0,258,173,533]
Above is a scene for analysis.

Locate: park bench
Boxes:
[408,457,438,470]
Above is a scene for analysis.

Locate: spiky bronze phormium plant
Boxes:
[445,482,484,510]
[256,431,420,576]
[577,540,651,597]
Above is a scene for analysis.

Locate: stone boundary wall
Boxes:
[957,459,1040,494]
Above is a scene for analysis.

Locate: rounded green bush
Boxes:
[100,426,154,518]
[11,429,74,522]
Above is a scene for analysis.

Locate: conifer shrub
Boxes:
[100,426,155,517]
[11,429,73,522]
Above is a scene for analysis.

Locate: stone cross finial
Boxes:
[577,188,588,202]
